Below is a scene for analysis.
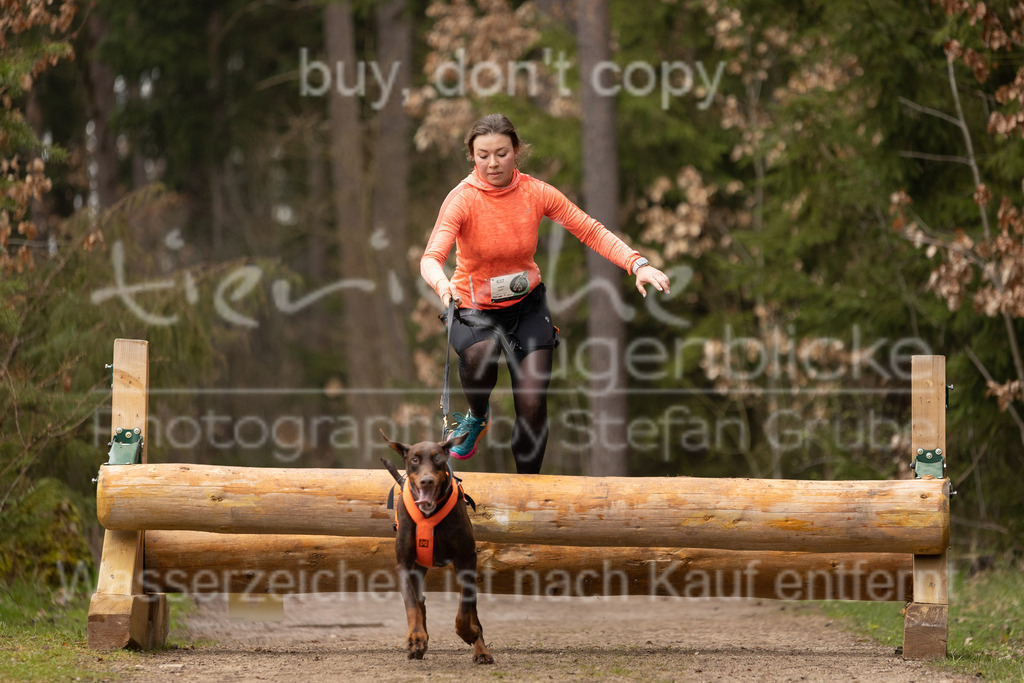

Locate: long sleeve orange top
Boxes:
[421,168,642,309]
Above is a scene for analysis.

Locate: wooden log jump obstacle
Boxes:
[88,339,951,659]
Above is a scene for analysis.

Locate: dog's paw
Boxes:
[472,640,494,665]
[407,635,428,660]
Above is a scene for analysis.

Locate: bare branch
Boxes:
[1001,311,1024,394]
[965,344,1024,447]
[898,150,971,165]
[898,96,962,127]
[946,59,991,241]
[952,441,987,489]
[950,514,1011,534]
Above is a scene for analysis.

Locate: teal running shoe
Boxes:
[449,410,489,460]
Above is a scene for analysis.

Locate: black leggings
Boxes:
[458,340,552,474]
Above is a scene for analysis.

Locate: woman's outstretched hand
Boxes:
[635,265,671,298]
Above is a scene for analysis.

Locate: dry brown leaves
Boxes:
[1,0,78,273]
[889,3,1024,415]
[693,1,867,167]
[940,2,1024,137]
[895,190,1024,411]
[987,378,1024,411]
[636,166,718,260]
[411,0,560,155]
[923,0,1024,321]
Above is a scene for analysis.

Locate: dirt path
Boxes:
[108,592,971,682]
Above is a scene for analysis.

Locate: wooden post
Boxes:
[88,339,167,650]
[903,355,949,660]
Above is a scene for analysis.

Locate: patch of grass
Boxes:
[0,579,141,681]
[944,566,1024,680]
[0,578,202,681]
[819,600,905,648]
[821,565,1024,681]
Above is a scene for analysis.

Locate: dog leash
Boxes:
[440,299,455,440]
[437,299,484,512]
[387,301,455,513]
[387,299,474,515]
[438,299,521,441]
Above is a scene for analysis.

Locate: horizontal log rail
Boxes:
[144,530,916,601]
[97,464,949,554]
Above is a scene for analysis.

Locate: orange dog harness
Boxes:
[397,478,463,568]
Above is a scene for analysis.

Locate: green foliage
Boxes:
[1,200,137,529]
[0,479,94,586]
[93,0,324,195]
[0,184,281,581]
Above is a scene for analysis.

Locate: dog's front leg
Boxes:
[398,563,428,659]
[453,553,493,664]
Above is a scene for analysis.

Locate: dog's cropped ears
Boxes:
[380,429,467,460]
[380,430,409,459]
[443,432,468,449]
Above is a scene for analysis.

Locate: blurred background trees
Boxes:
[3,0,1023,582]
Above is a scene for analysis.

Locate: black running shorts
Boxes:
[447,283,559,362]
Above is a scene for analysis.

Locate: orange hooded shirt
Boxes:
[421,168,643,309]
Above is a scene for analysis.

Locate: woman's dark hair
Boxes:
[464,113,532,161]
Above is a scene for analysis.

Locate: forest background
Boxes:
[2,0,1023,586]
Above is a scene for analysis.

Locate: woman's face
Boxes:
[472,133,518,187]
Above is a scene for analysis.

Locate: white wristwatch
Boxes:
[631,257,649,274]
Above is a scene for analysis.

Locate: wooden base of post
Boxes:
[903,603,948,660]
[87,593,168,650]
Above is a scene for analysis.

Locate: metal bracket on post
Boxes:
[912,447,945,479]
[107,427,143,465]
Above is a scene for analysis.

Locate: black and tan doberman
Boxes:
[380,430,493,664]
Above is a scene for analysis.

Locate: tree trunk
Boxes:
[306,137,329,282]
[129,82,149,193]
[577,0,628,475]
[24,90,51,244]
[205,9,228,254]
[83,13,119,209]
[324,1,386,460]
[370,0,414,383]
